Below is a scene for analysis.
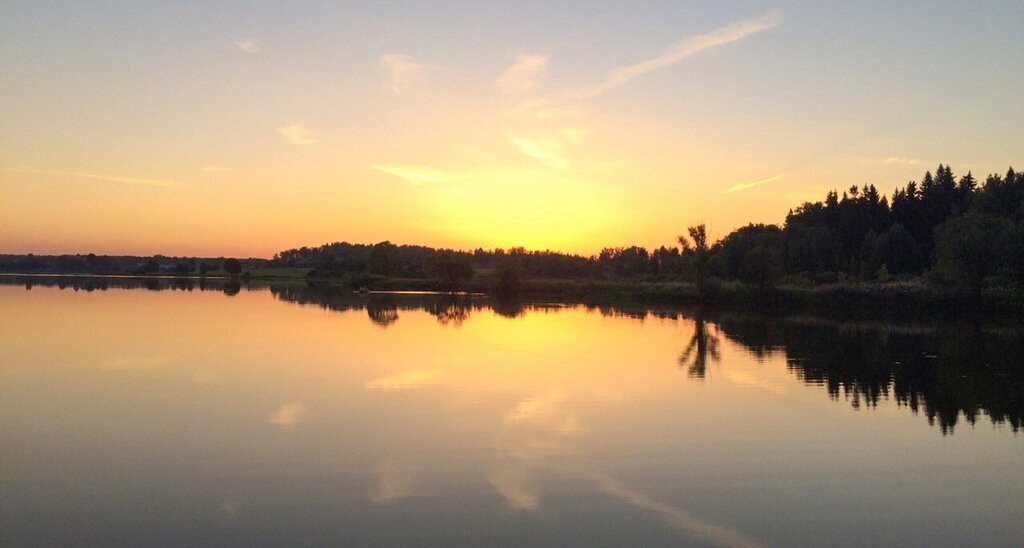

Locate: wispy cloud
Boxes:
[277,124,319,145]
[236,38,260,53]
[572,11,782,99]
[724,173,785,193]
[509,137,569,169]
[4,166,180,187]
[202,165,231,173]
[372,164,454,185]
[507,98,585,121]
[269,402,307,428]
[381,54,427,95]
[496,54,549,95]
[882,156,921,166]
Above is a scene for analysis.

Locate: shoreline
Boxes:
[5,271,1022,319]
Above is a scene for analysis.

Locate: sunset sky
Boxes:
[2,1,1022,257]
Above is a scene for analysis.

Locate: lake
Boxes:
[2,276,1022,546]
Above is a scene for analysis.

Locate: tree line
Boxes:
[274,164,1023,295]
[0,254,255,277]
[4,164,1020,296]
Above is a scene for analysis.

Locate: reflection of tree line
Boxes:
[4,275,246,296]
[270,284,536,327]
[273,285,1024,435]
[9,276,1020,434]
[579,304,1022,434]
[709,315,1024,434]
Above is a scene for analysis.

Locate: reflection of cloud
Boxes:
[269,402,307,427]
[571,11,782,99]
[496,54,548,95]
[504,393,565,424]
[556,415,586,435]
[219,501,241,518]
[365,370,438,391]
[489,466,540,510]
[194,370,218,384]
[500,393,586,460]
[369,461,416,503]
[496,392,759,546]
[236,38,260,53]
[724,174,785,193]
[591,474,764,548]
[371,164,454,185]
[5,166,180,187]
[102,356,169,370]
[724,371,787,396]
[277,124,319,145]
[381,54,427,95]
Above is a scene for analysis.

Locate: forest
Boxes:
[272,165,1024,297]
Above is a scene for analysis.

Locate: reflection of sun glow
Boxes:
[0,285,822,548]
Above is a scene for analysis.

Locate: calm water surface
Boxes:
[2,277,1022,546]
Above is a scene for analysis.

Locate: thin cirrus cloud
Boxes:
[372,164,455,185]
[500,12,778,169]
[509,137,569,170]
[236,38,260,53]
[570,11,782,100]
[277,124,319,145]
[380,54,428,95]
[725,173,785,193]
[496,54,549,95]
[883,156,921,166]
[4,166,180,187]
[377,12,779,174]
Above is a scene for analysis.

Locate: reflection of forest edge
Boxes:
[7,275,1021,435]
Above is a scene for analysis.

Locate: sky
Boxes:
[1,1,1022,257]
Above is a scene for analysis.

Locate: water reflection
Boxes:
[3,275,1023,546]
[678,316,721,379]
[716,315,1024,433]
[4,274,1022,437]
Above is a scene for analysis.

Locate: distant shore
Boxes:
[6,270,1021,319]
